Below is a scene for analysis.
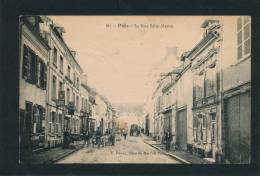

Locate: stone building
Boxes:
[220,16,251,163]
[19,16,50,156]
[40,16,84,147]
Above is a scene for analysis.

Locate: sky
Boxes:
[49,16,217,105]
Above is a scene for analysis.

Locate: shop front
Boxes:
[193,105,217,158]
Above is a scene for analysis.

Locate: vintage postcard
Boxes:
[19,16,251,164]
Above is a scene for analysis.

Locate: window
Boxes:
[59,56,63,73]
[51,111,56,133]
[205,66,216,97]
[193,116,198,142]
[32,105,44,134]
[76,96,79,112]
[194,74,204,101]
[52,76,57,100]
[73,73,76,86]
[67,66,70,79]
[210,113,216,143]
[59,81,63,91]
[59,114,63,133]
[53,47,57,66]
[22,45,38,84]
[77,77,79,89]
[73,93,75,105]
[66,88,70,104]
[237,16,251,60]
[202,116,207,142]
[81,97,84,110]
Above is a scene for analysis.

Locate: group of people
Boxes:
[82,128,116,148]
[62,127,117,149]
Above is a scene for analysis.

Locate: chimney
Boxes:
[55,26,65,37]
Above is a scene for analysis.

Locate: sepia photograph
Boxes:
[18,15,251,164]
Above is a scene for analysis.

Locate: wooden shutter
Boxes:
[22,45,29,79]
[34,55,39,85]
[43,64,47,90]
[42,108,45,120]
[28,49,35,84]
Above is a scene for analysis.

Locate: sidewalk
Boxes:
[22,141,84,164]
[142,135,210,164]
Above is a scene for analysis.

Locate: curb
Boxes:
[143,140,190,164]
[44,145,84,164]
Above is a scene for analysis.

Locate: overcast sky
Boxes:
[49,16,215,105]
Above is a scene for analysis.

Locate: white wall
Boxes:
[20,25,48,109]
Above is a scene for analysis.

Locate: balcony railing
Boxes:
[193,94,217,107]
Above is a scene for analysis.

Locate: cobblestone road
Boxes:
[56,135,180,163]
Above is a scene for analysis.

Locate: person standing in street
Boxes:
[165,130,173,152]
[83,131,90,147]
[110,128,116,146]
[96,128,101,148]
[123,129,127,140]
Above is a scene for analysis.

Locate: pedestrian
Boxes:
[110,128,116,146]
[63,130,69,149]
[123,129,127,140]
[165,130,173,152]
[83,131,90,147]
[96,128,101,148]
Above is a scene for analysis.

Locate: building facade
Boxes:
[220,16,251,163]
[19,16,50,156]
[40,16,84,148]
[148,16,251,164]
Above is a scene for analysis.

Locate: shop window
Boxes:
[48,112,52,133]
[51,112,56,133]
[33,105,43,133]
[59,114,62,133]
[211,113,216,143]
[202,116,207,142]
[193,116,198,142]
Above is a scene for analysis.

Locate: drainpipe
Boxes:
[45,30,51,148]
[216,17,224,162]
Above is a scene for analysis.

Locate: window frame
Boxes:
[59,55,63,74]
[237,16,251,61]
[53,46,58,67]
[52,75,57,100]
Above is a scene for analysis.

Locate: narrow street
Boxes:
[57,135,180,163]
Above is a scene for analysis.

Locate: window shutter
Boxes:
[43,64,47,90]
[29,50,35,84]
[22,45,29,79]
[34,55,39,85]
